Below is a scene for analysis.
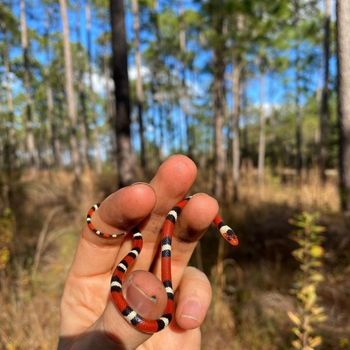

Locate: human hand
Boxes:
[58,155,220,350]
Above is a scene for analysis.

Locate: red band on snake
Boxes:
[86,195,238,334]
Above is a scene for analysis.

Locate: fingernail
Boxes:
[131,182,149,187]
[181,299,202,321]
[124,278,157,315]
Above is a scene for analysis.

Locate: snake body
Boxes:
[86,196,238,334]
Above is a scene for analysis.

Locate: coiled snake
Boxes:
[86,196,238,334]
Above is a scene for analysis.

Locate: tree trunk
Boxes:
[2,37,17,173]
[336,0,350,212]
[258,71,266,188]
[47,86,62,167]
[110,0,135,187]
[295,71,303,178]
[86,0,102,174]
[75,4,91,171]
[294,0,303,179]
[179,5,193,158]
[231,56,242,202]
[131,0,147,171]
[213,16,226,199]
[319,0,331,183]
[103,55,117,163]
[20,0,38,169]
[77,76,90,170]
[44,10,62,169]
[241,80,249,162]
[59,0,81,178]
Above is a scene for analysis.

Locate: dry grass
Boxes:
[0,168,349,349]
[0,170,82,350]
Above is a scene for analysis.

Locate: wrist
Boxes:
[58,321,129,350]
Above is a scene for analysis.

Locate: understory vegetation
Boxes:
[0,167,349,350]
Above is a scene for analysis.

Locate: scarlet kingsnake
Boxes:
[86,196,238,334]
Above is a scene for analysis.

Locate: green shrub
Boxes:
[288,212,327,350]
[0,207,14,270]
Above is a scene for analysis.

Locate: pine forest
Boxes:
[0,0,350,349]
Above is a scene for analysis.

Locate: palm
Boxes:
[59,156,216,349]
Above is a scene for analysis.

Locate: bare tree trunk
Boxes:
[179,4,193,158]
[47,86,62,167]
[336,0,350,212]
[44,9,62,168]
[77,76,90,170]
[2,37,17,173]
[86,0,94,95]
[75,4,91,171]
[103,55,117,163]
[258,71,266,187]
[44,13,63,169]
[59,0,81,178]
[20,0,38,169]
[231,56,242,202]
[241,80,249,162]
[319,0,331,183]
[159,104,165,157]
[213,15,226,199]
[131,0,147,171]
[86,0,102,174]
[110,0,135,187]
[294,0,303,179]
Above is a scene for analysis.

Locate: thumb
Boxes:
[97,271,167,349]
[122,270,167,320]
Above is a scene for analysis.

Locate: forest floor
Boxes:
[0,168,349,350]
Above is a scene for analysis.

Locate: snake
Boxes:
[86,195,238,334]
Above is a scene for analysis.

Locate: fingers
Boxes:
[84,183,157,245]
[150,154,198,216]
[175,267,212,330]
[94,268,210,349]
[123,271,167,320]
[96,270,168,349]
[174,193,219,243]
[152,193,219,287]
[71,183,157,277]
[115,155,198,272]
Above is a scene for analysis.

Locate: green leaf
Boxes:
[288,311,301,326]
[292,339,302,349]
[309,336,322,347]
[310,246,324,258]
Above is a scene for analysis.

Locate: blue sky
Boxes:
[4,0,336,154]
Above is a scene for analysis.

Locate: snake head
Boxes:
[220,226,239,246]
[223,231,239,246]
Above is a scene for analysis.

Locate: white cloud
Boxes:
[128,64,150,81]
[83,70,113,95]
[84,64,151,96]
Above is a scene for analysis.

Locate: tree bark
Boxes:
[2,36,17,173]
[86,0,102,174]
[213,15,226,199]
[75,3,91,171]
[59,0,81,178]
[231,56,242,202]
[319,0,331,183]
[241,80,249,162]
[103,55,117,163]
[179,5,193,158]
[45,36,63,169]
[44,9,62,168]
[110,0,135,187]
[20,0,38,169]
[336,0,350,212]
[258,71,266,188]
[294,0,303,179]
[131,0,147,171]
